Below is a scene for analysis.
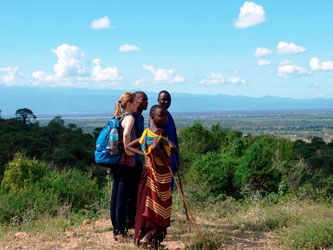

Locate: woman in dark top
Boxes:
[110,91,137,239]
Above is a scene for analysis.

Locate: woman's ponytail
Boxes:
[114,100,122,118]
[114,92,136,118]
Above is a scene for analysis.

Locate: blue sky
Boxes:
[1,0,333,98]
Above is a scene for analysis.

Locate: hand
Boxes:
[169,141,178,152]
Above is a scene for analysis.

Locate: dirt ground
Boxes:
[0,214,280,250]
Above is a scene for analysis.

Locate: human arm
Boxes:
[122,115,135,156]
[125,138,144,156]
[151,137,171,165]
[168,140,178,153]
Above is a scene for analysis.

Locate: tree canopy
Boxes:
[15,108,36,125]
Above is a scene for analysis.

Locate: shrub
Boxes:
[187,152,235,198]
[234,135,294,196]
[40,169,102,211]
[0,184,59,224]
[1,153,48,192]
[186,231,229,250]
[0,154,103,224]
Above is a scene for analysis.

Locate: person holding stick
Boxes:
[126,105,177,248]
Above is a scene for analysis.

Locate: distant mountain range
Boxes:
[0,85,332,117]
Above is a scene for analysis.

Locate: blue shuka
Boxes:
[150,111,179,190]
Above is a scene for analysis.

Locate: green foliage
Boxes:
[0,154,103,224]
[15,108,36,125]
[285,220,333,249]
[180,123,298,198]
[40,169,102,211]
[0,114,95,182]
[235,135,294,195]
[0,183,59,224]
[187,152,236,198]
[1,153,48,192]
[186,231,229,250]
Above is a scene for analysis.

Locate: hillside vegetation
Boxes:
[0,113,332,249]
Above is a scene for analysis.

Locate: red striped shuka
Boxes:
[134,128,172,245]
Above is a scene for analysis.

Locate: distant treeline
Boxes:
[0,112,100,183]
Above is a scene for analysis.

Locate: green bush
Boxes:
[234,135,294,196]
[0,154,103,224]
[0,184,59,224]
[40,169,102,211]
[1,153,48,192]
[187,152,237,198]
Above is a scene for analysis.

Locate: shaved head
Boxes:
[150,105,165,117]
[157,90,171,110]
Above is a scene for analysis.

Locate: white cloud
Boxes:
[90,16,113,29]
[257,60,271,66]
[277,42,306,54]
[133,78,147,86]
[52,44,87,77]
[227,77,246,84]
[254,47,272,57]
[277,61,309,78]
[234,2,266,28]
[279,60,294,66]
[200,73,246,85]
[91,59,123,82]
[310,57,333,71]
[200,72,225,85]
[119,44,140,52]
[32,71,45,81]
[0,66,24,86]
[142,64,184,84]
[0,44,126,88]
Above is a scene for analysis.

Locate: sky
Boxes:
[0,0,333,99]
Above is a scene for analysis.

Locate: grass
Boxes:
[285,220,333,249]
[1,188,332,249]
[173,188,333,249]
[185,231,230,250]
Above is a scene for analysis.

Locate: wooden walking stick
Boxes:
[173,152,189,221]
[167,159,208,250]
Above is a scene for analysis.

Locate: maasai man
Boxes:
[157,90,179,190]
[126,105,177,248]
[126,91,148,229]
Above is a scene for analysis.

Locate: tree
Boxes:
[49,116,65,127]
[15,108,36,125]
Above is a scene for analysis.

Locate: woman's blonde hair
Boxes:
[114,92,136,118]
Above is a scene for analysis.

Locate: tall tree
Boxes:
[15,108,36,125]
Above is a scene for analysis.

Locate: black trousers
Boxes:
[126,160,143,228]
[110,164,129,235]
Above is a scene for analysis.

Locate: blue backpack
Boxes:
[94,116,124,165]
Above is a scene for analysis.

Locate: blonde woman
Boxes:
[110,92,137,239]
